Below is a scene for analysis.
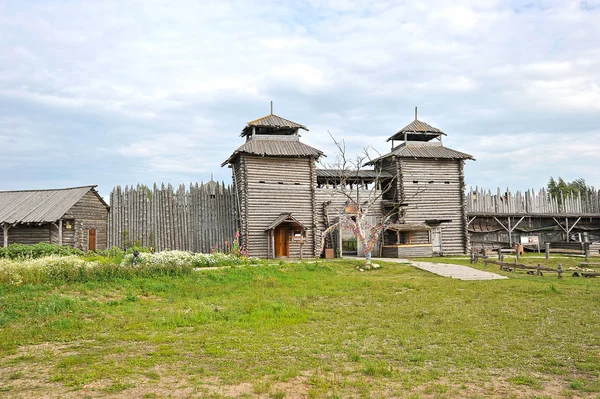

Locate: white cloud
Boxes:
[0,0,599,193]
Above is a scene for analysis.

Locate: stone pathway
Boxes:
[372,258,508,281]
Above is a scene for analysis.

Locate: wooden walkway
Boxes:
[371,258,508,281]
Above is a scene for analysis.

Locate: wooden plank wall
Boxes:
[107,182,237,253]
[467,187,600,215]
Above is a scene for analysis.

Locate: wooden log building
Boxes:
[222,111,324,258]
[223,107,474,258]
[369,108,474,256]
[0,186,109,251]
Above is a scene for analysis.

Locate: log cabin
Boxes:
[0,186,109,251]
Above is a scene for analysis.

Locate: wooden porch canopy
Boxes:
[266,213,306,259]
[387,223,431,232]
[385,223,432,247]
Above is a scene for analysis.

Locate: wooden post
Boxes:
[585,242,590,261]
[338,223,343,258]
[58,219,63,246]
[558,263,563,279]
[271,229,275,259]
[545,242,550,260]
[267,230,271,260]
[2,223,9,248]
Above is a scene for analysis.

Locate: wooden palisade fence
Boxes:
[108,182,237,253]
[467,187,600,215]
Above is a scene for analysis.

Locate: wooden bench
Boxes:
[580,262,600,267]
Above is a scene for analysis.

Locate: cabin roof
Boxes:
[367,142,474,164]
[241,114,308,137]
[265,213,306,231]
[0,186,106,224]
[387,119,446,142]
[222,138,324,166]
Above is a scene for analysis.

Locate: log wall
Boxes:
[241,155,317,258]
[0,225,51,245]
[107,182,237,253]
[62,190,109,251]
[400,158,467,255]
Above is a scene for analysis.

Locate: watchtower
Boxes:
[222,106,323,258]
[371,108,474,255]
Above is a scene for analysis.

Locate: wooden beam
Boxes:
[467,216,477,226]
[567,217,582,235]
[493,217,509,232]
[510,216,525,232]
[552,217,568,233]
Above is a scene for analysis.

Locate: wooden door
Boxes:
[88,229,96,251]
[274,226,289,257]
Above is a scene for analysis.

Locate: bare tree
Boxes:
[318,132,403,269]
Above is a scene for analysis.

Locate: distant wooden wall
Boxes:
[467,187,600,215]
[108,182,237,253]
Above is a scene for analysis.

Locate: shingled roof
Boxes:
[222,137,324,166]
[387,119,446,142]
[241,114,308,137]
[367,142,474,164]
[0,186,106,224]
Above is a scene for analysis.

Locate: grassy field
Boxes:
[1,257,599,398]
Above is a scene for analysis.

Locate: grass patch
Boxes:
[0,257,598,397]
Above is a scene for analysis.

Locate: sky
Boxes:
[1,0,599,200]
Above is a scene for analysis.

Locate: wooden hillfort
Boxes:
[218,105,474,259]
[467,187,600,254]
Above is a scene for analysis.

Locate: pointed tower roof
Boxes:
[387,107,446,142]
[387,119,446,142]
[241,114,308,137]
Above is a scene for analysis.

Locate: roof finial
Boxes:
[415,106,418,121]
[270,101,273,115]
[210,172,214,181]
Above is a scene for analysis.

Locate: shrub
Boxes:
[120,251,260,269]
[0,254,195,286]
[0,243,84,260]
[0,251,261,286]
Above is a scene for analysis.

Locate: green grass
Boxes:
[0,258,599,398]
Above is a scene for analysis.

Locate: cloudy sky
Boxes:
[1,0,599,199]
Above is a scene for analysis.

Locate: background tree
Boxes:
[548,177,595,204]
[318,133,401,269]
